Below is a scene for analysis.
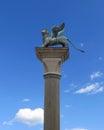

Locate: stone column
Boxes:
[35,47,69,130]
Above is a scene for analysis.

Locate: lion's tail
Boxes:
[67,39,85,53]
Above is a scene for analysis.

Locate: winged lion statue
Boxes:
[41,23,85,53]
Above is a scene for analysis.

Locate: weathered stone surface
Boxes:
[44,74,60,130]
[35,47,69,63]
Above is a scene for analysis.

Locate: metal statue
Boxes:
[41,23,85,53]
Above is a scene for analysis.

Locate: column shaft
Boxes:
[44,74,60,130]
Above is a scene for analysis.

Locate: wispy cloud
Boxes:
[98,57,103,61]
[22,98,30,102]
[3,108,44,126]
[65,128,88,130]
[65,105,72,108]
[62,70,68,79]
[90,71,103,80]
[64,83,78,93]
[65,129,70,130]
[3,120,14,126]
[71,128,88,130]
[64,89,70,93]
[75,82,104,94]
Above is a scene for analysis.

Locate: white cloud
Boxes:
[22,98,30,102]
[90,71,103,80]
[75,82,104,94]
[65,128,88,130]
[3,108,44,126]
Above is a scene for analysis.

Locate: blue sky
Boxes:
[0,0,104,130]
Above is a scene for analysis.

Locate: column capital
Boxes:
[35,47,69,75]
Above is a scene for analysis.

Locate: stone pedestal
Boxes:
[35,47,69,130]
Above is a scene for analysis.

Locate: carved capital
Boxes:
[35,47,69,75]
[42,58,61,75]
